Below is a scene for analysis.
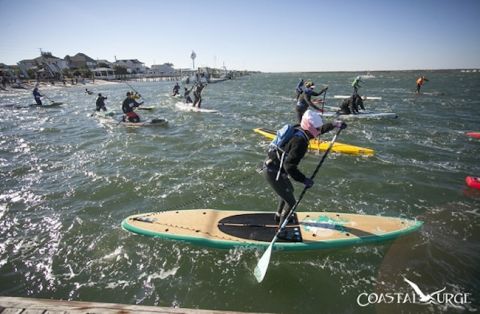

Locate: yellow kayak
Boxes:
[253,128,374,156]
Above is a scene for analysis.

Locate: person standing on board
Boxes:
[96,93,108,111]
[352,76,362,95]
[193,82,206,108]
[263,110,346,229]
[296,80,328,122]
[184,86,194,104]
[122,92,143,122]
[33,86,43,106]
[415,76,429,94]
[172,82,180,96]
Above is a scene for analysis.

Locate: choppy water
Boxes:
[0,71,479,313]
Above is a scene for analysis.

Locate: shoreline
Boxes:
[0,79,121,96]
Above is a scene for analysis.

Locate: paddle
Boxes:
[43,94,57,104]
[253,127,343,283]
[321,87,327,114]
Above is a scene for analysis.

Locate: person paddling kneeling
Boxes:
[263,110,346,229]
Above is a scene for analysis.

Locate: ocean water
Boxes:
[0,71,479,313]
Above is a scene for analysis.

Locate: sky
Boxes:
[1,0,479,72]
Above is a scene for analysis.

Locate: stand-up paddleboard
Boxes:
[30,102,63,107]
[92,110,117,118]
[333,95,382,100]
[122,209,422,251]
[419,92,445,96]
[119,118,168,127]
[466,132,480,139]
[175,102,218,113]
[322,110,398,120]
[253,128,374,156]
[137,106,155,111]
[466,176,480,190]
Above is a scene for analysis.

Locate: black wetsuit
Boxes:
[184,87,193,104]
[340,95,364,114]
[33,88,42,106]
[96,96,107,111]
[172,84,180,96]
[193,83,205,107]
[263,123,335,225]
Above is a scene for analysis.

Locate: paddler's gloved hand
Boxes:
[304,178,314,188]
[333,120,347,129]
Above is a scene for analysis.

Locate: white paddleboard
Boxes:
[120,118,168,127]
[175,102,218,113]
[333,95,382,100]
[321,110,398,120]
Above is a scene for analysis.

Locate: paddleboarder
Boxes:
[352,76,362,94]
[339,94,364,114]
[32,86,43,106]
[184,86,194,104]
[193,82,206,108]
[263,109,346,229]
[295,78,304,100]
[85,88,93,95]
[415,76,429,94]
[172,82,180,96]
[296,80,328,122]
[122,92,143,122]
[96,93,108,111]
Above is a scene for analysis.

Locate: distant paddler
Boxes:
[296,80,328,122]
[339,94,365,114]
[415,76,429,94]
[85,88,94,95]
[172,82,180,96]
[122,92,144,123]
[96,93,108,111]
[131,91,142,100]
[32,85,43,106]
[352,76,362,95]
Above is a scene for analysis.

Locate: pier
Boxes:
[0,297,264,314]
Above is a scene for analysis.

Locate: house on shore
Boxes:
[113,59,147,74]
[17,52,68,80]
[65,53,97,69]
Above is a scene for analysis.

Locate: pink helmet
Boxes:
[301,110,323,138]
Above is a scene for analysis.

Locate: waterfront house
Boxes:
[113,59,146,74]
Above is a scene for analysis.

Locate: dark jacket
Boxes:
[96,96,107,107]
[122,97,141,113]
[297,87,328,111]
[268,123,335,182]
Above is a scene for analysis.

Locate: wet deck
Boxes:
[0,297,262,314]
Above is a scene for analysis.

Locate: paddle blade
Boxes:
[254,242,274,283]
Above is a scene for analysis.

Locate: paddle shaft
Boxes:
[43,94,55,103]
[321,88,327,113]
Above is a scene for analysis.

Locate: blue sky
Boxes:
[1,0,479,72]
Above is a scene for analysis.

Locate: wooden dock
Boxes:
[0,297,262,314]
